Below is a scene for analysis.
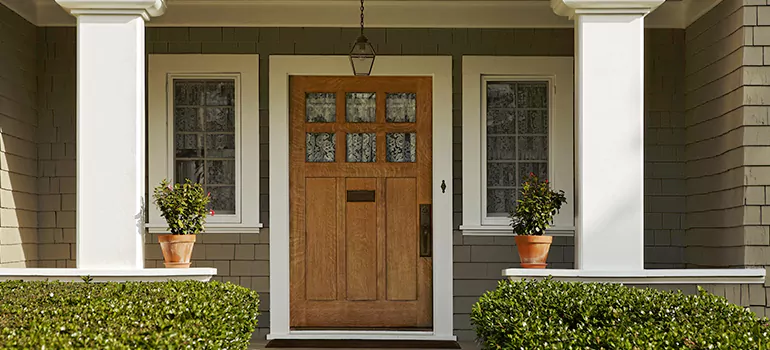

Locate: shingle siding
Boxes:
[645,29,687,269]
[36,27,76,268]
[0,4,38,268]
[684,0,770,269]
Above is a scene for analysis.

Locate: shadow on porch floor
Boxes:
[248,341,481,350]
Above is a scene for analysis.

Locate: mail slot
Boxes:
[347,190,375,202]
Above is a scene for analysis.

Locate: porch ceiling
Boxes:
[5,0,711,28]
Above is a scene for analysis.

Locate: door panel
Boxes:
[305,178,337,301]
[289,76,433,329]
[346,178,378,302]
[386,177,418,301]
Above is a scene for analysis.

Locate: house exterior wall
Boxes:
[681,0,770,317]
[36,27,76,269]
[0,4,38,268]
[684,0,770,269]
[30,25,687,339]
[645,29,687,269]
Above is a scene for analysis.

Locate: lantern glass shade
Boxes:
[349,36,376,76]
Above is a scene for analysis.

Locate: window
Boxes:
[461,57,574,235]
[173,79,237,214]
[485,80,549,217]
[147,55,261,233]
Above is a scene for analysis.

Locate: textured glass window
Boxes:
[346,93,376,123]
[173,79,236,214]
[306,93,336,123]
[346,133,376,162]
[486,81,548,217]
[386,93,416,123]
[306,133,336,162]
[386,133,416,163]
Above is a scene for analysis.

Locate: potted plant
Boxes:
[152,179,214,268]
[510,172,566,268]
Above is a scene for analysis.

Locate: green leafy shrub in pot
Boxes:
[153,178,212,235]
[0,280,259,349]
[471,278,770,349]
[510,173,566,236]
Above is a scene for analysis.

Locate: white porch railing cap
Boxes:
[551,0,665,18]
[55,0,166,18]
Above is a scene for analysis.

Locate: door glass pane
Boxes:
[486,81,549,217]
[386,93,416,123]
[173,79,237,214]
[346,133,376,163]
[346,93,376,123]
[386,133,416,163]
[306,93,336,123]
[306,132,336,162]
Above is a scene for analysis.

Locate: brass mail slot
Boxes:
[347,190,375,202]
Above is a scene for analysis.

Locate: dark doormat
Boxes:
[264,339,462,349]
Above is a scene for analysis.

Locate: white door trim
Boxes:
[267,55,454,341]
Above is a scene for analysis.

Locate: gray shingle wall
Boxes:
[645,30,687,269]
[0,4,38,268]
[35,26,686,339]
[684,0,770,269]
[36,27,76,268]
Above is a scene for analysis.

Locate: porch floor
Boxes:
[248,341,480,350]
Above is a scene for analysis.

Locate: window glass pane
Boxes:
[346,133,376,163]
[346,92,376,123]
[205,107,235,132]
[386,133,416,163]
[306,93,336,123]
[386,93,416,123]
[173,79,237,214]
[486,81,549,217]
[207,186,236,214]
[306,133,336,162]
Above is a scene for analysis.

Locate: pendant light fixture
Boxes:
[349,0,376,76]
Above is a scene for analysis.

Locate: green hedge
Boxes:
[471,278,770,350]
[0,280,259,349]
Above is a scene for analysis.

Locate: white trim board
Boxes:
[147,54,263,234]
[11,0,721,29]
[0,268,218,282]
[268,55,454,341]
[503,268,766,285]
[460,56,575,237]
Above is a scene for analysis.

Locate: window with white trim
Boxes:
[147,55,261,233]
[461,57,574,235]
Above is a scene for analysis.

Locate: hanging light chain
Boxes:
[360,0,365,36]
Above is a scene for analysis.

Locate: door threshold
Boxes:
[265,339,461,349]
[266,330,457,343]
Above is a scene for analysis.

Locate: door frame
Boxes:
[268,56,454,341]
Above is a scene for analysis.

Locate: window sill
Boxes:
[145,223,263,234]
[459,224,575,236]
[502,268,766,285]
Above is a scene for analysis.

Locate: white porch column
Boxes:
[56,0,166,269]
[551,0,663,270]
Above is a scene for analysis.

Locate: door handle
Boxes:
[419,204,432,257]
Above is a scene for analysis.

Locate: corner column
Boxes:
[55,0,166,269]
[551,0,663,270]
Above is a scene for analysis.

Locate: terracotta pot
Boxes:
[158,234,196,268]
[514,235,552,269]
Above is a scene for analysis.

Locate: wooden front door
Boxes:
[289,76,433,329]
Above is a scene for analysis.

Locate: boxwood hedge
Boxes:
[0,280,259,349]
[471,278,770,350]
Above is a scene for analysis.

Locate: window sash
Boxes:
[480,76,553,226]
[166,74,242,224]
